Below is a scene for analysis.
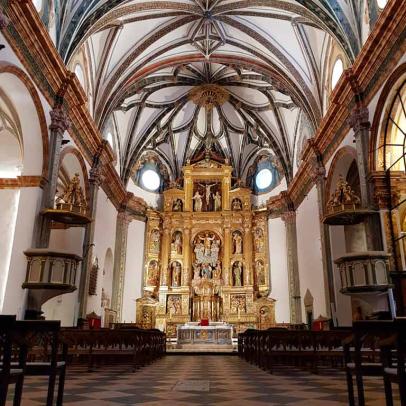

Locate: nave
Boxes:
[6,355,398,406]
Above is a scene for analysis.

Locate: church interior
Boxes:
[0,0,406,405]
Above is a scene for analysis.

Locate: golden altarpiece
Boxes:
[136,160,275,337]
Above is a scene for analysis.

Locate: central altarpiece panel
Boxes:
[136,160,275,337]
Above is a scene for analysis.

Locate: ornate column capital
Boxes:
[281,210,296,224]
[348,106,370,133]
[49,106,70,134]
[0,11,10,30]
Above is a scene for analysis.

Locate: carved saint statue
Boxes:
[199,232,215,257]
[233,262,243,287]
[171,262,181,287]
[57,172,86,209]
[233,232,243,254]
[201,263,212,279]
[168,296,181,316]
[256,261,265,285]
[213,261,222,279]
[232,198,242,211]
[101,288,110,308]
[214,191,222,211]
[150,229,161,253]
[172,198,183,212]
[254,228,264,253]
[193,262,201,280]
[147,261,159,286]
[193,190,203,212]
[171,232,183,255]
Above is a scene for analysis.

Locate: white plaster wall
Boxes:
[268,217,290,323]
[127,180,161,209]
[2,188,42,318]
[122,219,146,323]
[296,186,327,321]
[0,189,20,312]
[85,189,118,319]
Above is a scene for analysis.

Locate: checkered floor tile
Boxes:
[6,355,401,405]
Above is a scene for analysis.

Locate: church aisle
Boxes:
[7,355,398,405]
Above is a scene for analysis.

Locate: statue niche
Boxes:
[170,261,182,287]
[255,260,265,286]
[232,198,243,211]
[171,231,183,255]
[150,229,161,254]
[232,261,243,286]
[232,231,243,255]
[147,260,159,286]
[193,182,221,212]
[172,198,183,212]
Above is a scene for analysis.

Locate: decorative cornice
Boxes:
[0,176,46,189]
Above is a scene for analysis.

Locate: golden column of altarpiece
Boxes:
[136,160,275,337]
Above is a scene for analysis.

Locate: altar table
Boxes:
[177,322,233,345]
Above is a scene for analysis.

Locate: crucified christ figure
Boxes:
[199,183,216,207]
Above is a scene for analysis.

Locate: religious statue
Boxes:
[213,261,222,279]
[193,190,203,212]
[168,295,181,316]
[233,231,243,254]
[233,261,243,287]
[171,262,181,287]
[327,175,361,212]
[171,231,183,255]
[199,232,215,257]
[147,260,159,286]
[201,263,212,279]
[172,198,183,212]
[101,288,110,308]
[150,229,161,253]
[193,262,201,280]
[56,172,87,211]
[194,232,220,266]
[214,191,222,211]
[256,261,265,285]
[232,198,242,211]
[254,228,264,253]
[199,183,216,209]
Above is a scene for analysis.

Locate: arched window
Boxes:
[331,58,344,90]
[105,132,114,148]
[377,0,388,9]
[74,64,85,89]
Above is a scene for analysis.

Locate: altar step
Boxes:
[167,343,237,354]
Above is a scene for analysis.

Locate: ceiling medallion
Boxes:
[188,84,229,110]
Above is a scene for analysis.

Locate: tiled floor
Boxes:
[7,355,400,405]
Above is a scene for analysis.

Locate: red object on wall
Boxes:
[86,312,101,329]
[312,315,330,331]
[200,319,209,326]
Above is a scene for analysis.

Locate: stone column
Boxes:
[311,160,336,317]
[281,210,302,324]
[35,106,70,247]
[348,106,383,251]
[77,144,105,319]
[111,211,131,321]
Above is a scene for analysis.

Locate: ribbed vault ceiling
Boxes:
[52,0,368,185]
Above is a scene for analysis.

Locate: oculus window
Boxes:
[141,169,161,192]
[255,169,273,190]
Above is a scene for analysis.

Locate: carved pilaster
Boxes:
[111,212,131,321]
[243,213,253,286]
[281,210,302,324]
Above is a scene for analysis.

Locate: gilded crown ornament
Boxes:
[56,173,87,215]
[327,175,361,212]
[188,84,229,110]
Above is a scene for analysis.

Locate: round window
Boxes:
[141,169,161,192]
[331,58,344,90]
[255,168,273,190]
